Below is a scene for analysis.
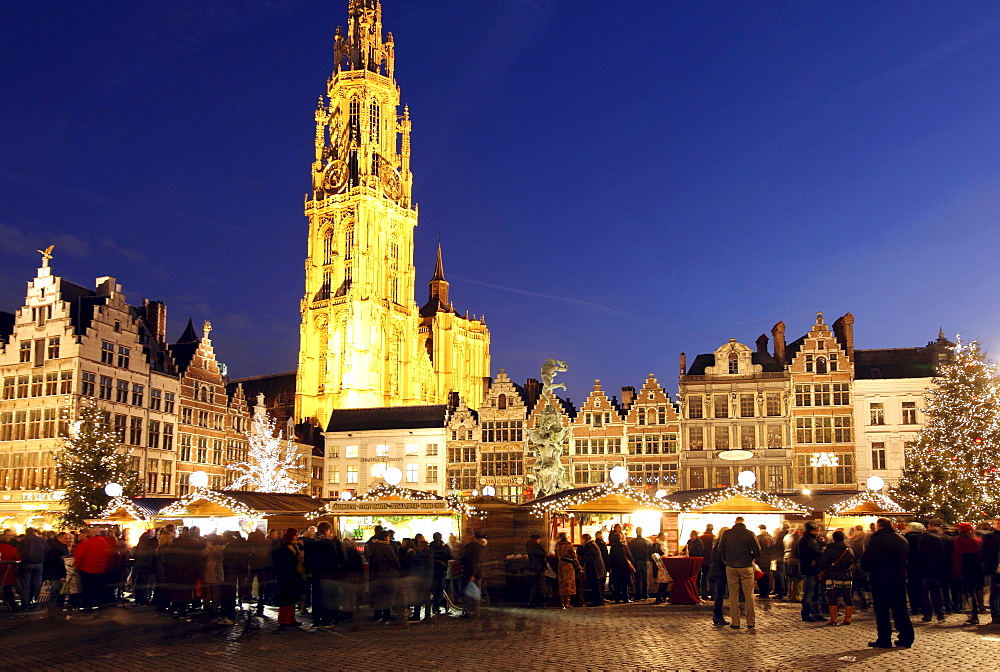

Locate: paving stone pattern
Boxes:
[0,599,994,671]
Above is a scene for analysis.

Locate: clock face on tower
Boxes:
[380,162,401,201]
[323,160,349,193]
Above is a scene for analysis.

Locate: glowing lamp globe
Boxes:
[801,488,812,496]
[482,485,496,497]
[737,470,756,488]
[384,467,403,486]
[471,489,479,497]
[340,491,353,501]
[867,476,885,491]
[190,470,209,489]
[654,489,667,499]
[609,466,628,485]
[104,482,123,497]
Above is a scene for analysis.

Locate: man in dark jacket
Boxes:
[368,530,401,622]
[914,522,948,622]
[594,530,611,593]
[861,518,914,649]
[429,532,452,613]
[700,524,716,599]
[628,527,652,601]
[525,533,547,607]
[579,534,606,607]
[304,522,343,627]
[798,521,826,621]
[17,527,47,609]
[460,529,485,618]
[903,522,927,621]
[717,517,762,629]
[984,521,1000,624]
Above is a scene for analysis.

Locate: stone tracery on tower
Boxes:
[296,0,491,428]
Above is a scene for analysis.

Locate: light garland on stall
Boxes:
[682,485,809,514]
[97,495,149,522]
[528,481,682,518]
[826,490,909,517]
[158,487,258,519]
[314,481,477,517]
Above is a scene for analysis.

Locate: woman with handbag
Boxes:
[818,530,855,625]
[554,532,581,609]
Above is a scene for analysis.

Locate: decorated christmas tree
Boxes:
[227,395,305,493]
[54,397,142,527]
[893,339,1000,522]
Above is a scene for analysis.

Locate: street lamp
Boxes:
[737,470,756,488]
[866,475,885,492]
[609,466,628,485]
[104,482,123,497]
[190,470,209,489]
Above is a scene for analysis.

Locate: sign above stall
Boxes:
[322,500,455,515]
[717,450,754,461]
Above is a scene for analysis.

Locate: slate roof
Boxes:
[168,318,201,374]
[326,404,449,432]
[131,497,176,518]
[217,491,326,514]
[854,338,952,379]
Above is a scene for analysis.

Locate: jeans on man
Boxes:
[633,562,648,600]
[872,582,914,647]
[17,563,43,609]
[771,562,786,597]
[700,566,712,599]
[726,566,756,627]
[990,575,1000,623]
[921,576,945,620]
[801,574,822,618]
[712,575,728,621]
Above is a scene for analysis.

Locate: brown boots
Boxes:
[841,606,853,625]
[826,605,839,625]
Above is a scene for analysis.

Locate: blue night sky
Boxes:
[3,1,1000,402]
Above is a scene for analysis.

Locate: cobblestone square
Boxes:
[0,598,992,671]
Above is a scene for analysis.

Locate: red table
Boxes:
[662,556,703,605]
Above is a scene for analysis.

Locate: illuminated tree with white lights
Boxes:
[228,399,304,493]
[54,397,141,527]
[893,339,1000,523]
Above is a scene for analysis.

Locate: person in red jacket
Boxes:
[74,530,112,612]
[0,533,22,611]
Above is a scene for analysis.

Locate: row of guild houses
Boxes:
[0,257,321,529]
[318,312,951,504]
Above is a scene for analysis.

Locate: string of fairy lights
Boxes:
[157,486,258,519]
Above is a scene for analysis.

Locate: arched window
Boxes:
[349,97,360,140]
[369,100,380,145]
[344,225,354,260]
[497,393,507,410]
[646,408,657,425]
[728,353,739,374]
[323,229,335,266]
[816,357,828,374]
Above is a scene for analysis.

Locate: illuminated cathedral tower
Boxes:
[296,0,490,427]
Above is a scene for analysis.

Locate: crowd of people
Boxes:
[0,523,492,629]
[687,515,1000,648]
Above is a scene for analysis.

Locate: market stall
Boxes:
[788,478,912,531]
[668,472,810,544]
[153,489,326,535]
[88,496,174,543]
[314,471,474,544]
[524,468,681,549]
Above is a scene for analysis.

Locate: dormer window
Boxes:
[728,354,739,374]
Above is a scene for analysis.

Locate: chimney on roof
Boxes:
[755,334,769,354]
[772,322,786,364]
[524,378,541,408]
[482,376,492,397]
[143,299,167,346]
[832,313,855,360]
[679,352,687,376]
[620,386,636,410]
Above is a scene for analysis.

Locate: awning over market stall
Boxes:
[88,496,175,542]
[525,482,682,516]
[785,489,911,517]
[153,489,327,534]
